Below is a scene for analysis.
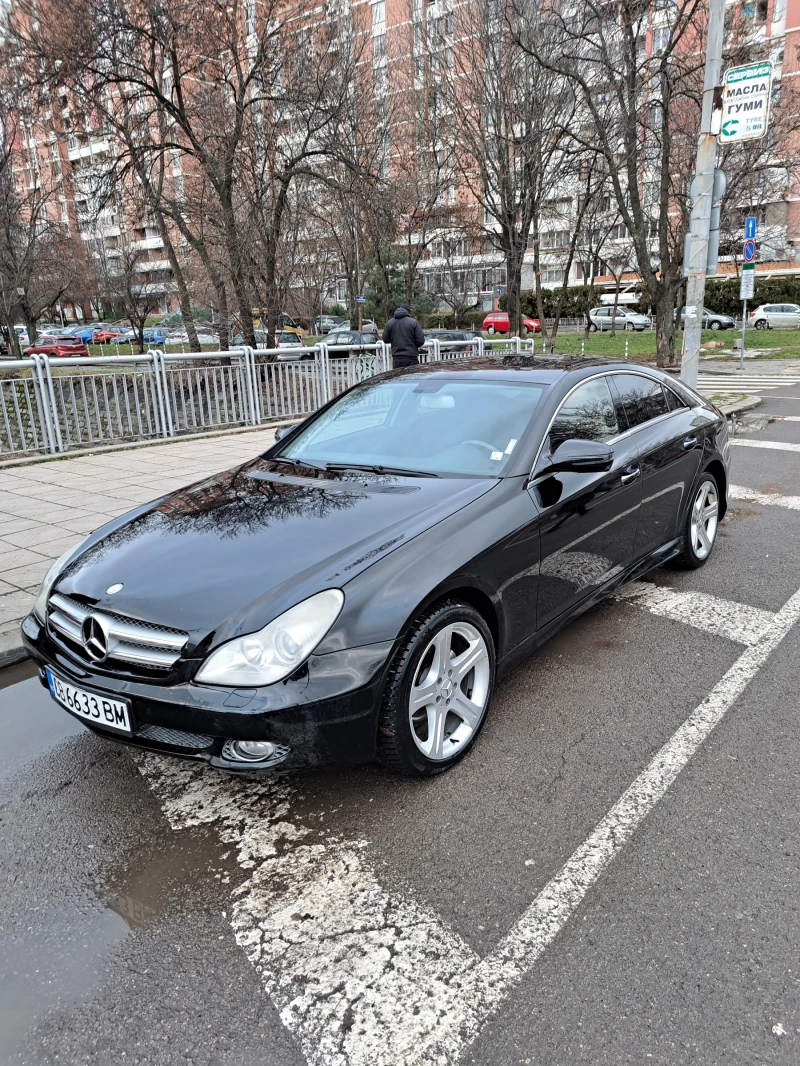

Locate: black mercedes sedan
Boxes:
[21,357,730,777]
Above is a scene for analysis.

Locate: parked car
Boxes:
[676,306,736,331]
[749,303,800,330]
[588,306,651,332]
[23,356,729,776]
[423,329,480,354]
[325,329,379,350]
[91,327,127,344]
[230,329,271,347]
[313,315,345,334]
[330,319,379,335]
[481,312,541,336]
[166,327,220,346]
[59,323,100,343]
[24,336,89,357]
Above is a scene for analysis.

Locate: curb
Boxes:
[714,393,762,417]
[0,632,28,669]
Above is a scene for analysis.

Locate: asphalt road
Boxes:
[2,365,800,1066]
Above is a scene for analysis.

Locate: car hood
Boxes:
[56,458,496,655]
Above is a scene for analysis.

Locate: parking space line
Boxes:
[615,581,775,645]
[730,485,800,511]
[134,583,800,1066]
[729,439,800,453]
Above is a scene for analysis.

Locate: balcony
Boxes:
[129,236,164,251]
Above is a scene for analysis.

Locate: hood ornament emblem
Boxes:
[106,583,123,595]
[81,615,109,662]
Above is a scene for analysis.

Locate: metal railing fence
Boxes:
[0,337,544,460]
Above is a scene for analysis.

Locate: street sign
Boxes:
[743,238,756,262]
[744,216,757,240]
[495,287,503,297]
[355,295,366,304]
[740,264,755,300]
[719,61,772,144]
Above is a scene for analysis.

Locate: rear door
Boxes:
[609,372,702,559]
[533,375,642,629]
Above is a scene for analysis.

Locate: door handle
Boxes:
[620,467,640,484]
[683,436,698,449]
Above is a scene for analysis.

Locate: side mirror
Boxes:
[274,423,301,442]
[534,438,614,479]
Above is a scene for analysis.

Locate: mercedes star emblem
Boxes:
[81,615,109,662]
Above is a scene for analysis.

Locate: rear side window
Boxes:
[549,377,619,450]
[664,386,687,412]
[611,373,670,429]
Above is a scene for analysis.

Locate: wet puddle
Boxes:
[0,663,240,1062]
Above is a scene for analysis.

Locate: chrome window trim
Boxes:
[528,369,702,481]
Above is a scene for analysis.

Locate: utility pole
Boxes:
[679,0,726,390]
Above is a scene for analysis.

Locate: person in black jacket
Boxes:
[382,304,425,369]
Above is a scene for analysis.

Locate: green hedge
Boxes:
[418,310,487,330]
[499,276,800,320]
[499,285,650,318]
[705,275,800,316]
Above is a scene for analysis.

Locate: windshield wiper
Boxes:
[324,462,440,478]
[270,456,327,472]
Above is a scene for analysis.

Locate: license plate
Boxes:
[45,668,132,735]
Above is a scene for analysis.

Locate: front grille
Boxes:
[135,724,213,749]
[48,593,188,672]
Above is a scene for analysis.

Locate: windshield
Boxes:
[277,376,544,477]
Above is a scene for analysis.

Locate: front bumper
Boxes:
[21,614,393,773]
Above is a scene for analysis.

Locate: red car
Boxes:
[91,326,126,343]
[24,336,90,357]
[481,311,541,336]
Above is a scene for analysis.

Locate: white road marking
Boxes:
[134,580,800,1065]
[729,439,800,453]
[615,581,775,645]
[779,415,800,421]
[730,484,800,511]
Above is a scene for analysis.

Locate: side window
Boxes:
[549,377,619,451]
[663,385,687,412]
[612,373,670,428]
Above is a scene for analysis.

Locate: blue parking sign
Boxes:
[745,216,757,240]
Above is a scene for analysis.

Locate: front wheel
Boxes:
[376,602,495,776]
[671,474,720,569]
[626,321,636,332]
[522,326,529,337]
[710,320,721,330]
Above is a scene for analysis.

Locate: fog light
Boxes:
[229,739,276,762]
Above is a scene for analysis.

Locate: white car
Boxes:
[749,303,800,330]
[588,306,651,332]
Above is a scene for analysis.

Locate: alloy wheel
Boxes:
[690,481,719,561]
[408,622,490,761]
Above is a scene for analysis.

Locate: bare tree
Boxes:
[444,0,576,338]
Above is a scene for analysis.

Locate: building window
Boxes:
[542,268,565,284]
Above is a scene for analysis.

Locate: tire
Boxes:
[671,473,720,570]
[487,326,496,335]
[626,322,636,332]
[754,319,767,331]
[710,320,721,330]
[522,326,529,337]
[588,322,598,333]
[376,601,495,776]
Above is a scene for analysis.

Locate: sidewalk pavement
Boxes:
[0,427,284,666]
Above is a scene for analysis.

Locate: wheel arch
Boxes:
[704,458,728,519]
[397,581,501,657]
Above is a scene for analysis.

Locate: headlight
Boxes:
[195,589,344,687]
[33,538,89,622]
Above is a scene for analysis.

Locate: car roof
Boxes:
[381,354,667,384]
